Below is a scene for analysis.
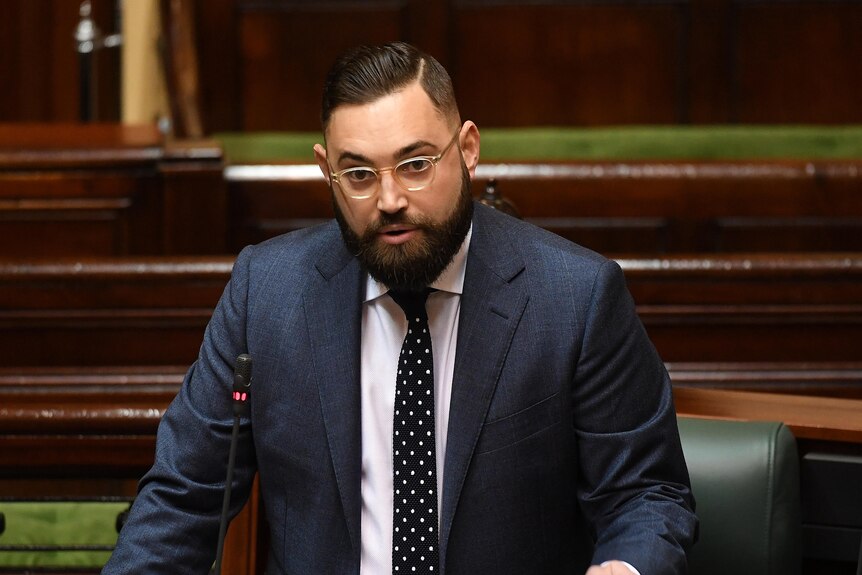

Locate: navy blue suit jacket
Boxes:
[104,202,696,574]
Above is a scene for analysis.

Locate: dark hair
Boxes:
[320,42,459,131]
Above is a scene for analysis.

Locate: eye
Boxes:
[344,168,376,184]
[399,158,433,174]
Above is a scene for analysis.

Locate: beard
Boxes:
[333,163,474,292]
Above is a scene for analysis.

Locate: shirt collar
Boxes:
[364,223,472,303]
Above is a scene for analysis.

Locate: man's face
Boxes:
[314,81,481,291]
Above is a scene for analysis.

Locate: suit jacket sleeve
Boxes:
[102,245,258,574]
[574,259,697,574]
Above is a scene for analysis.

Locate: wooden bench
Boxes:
[0,257,232,368]
[5,124,861,258]
[620,252,862,368]
[3,252,860,381]
[221,125,862,255]
[224,159,862,254]
[0,124,226,258]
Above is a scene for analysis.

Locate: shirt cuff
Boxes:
[601,560,640,575]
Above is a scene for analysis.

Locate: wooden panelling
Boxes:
[0,172,156,257]
[238,2,408,131]
[192,0,242,133]
[223,160,862,254]
[227,172,333,249]
[0,0,120,123]
[667,362,862,398]
[5,1,862,128]
[733,1,862,124]
[0,257,232,368]
[4,252,861,372]
[686,0,732,124]
[619,253,862,364]
[191,0,862,131]
[0,365,179,476]
[451,1,686,126]
[0,123,226,257]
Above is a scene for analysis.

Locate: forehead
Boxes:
[325,82,450,159]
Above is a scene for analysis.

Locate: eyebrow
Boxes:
[335,139,438,167]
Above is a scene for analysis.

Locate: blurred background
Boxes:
[2,0,861,131]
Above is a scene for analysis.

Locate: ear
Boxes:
[458,121,480,179]
[313,143,331,183]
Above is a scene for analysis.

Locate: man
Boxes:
[104,42,696,574]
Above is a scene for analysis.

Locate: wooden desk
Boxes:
[674,386,862,444]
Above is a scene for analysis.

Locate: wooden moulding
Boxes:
[674,386,862,444]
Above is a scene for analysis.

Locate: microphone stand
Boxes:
[213,354,252,574]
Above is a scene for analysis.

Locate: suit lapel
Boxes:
[439,205,529,569]
[302,235,364,557]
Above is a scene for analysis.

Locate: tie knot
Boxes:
[389,288,431,320]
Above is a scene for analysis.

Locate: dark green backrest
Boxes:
[215,125,862,164]
[678,417,802,575]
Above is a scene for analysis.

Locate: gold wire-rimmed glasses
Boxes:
[329,130,461,199]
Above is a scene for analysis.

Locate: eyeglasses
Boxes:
[329,130,461,200]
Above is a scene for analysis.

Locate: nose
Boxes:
[375,168,409,214]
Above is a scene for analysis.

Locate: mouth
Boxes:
[378,225,420,245]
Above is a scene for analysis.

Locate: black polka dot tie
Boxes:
[389,289,439,574]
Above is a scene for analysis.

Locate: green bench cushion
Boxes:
[216,125,862,164]
[0,501,128,568]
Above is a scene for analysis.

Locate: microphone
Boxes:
[214,354,253,574]
[232,353,252,416]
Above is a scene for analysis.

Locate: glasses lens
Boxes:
[341,168,378,197]
[395,158,435,191]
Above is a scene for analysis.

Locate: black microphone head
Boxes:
[234,353,252,387]
[232,354,253,416]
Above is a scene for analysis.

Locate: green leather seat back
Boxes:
[678,417,802,575]
[215,125,862,164]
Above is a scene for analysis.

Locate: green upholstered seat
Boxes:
[215,125,862,164]
[678,417,802,575]
[0,501,128,569]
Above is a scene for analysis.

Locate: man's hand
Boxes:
[585,560,639,575]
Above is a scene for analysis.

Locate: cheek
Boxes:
[427,173,464,218]
[337,195,374,232]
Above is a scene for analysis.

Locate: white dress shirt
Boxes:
[359,227,471,574]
